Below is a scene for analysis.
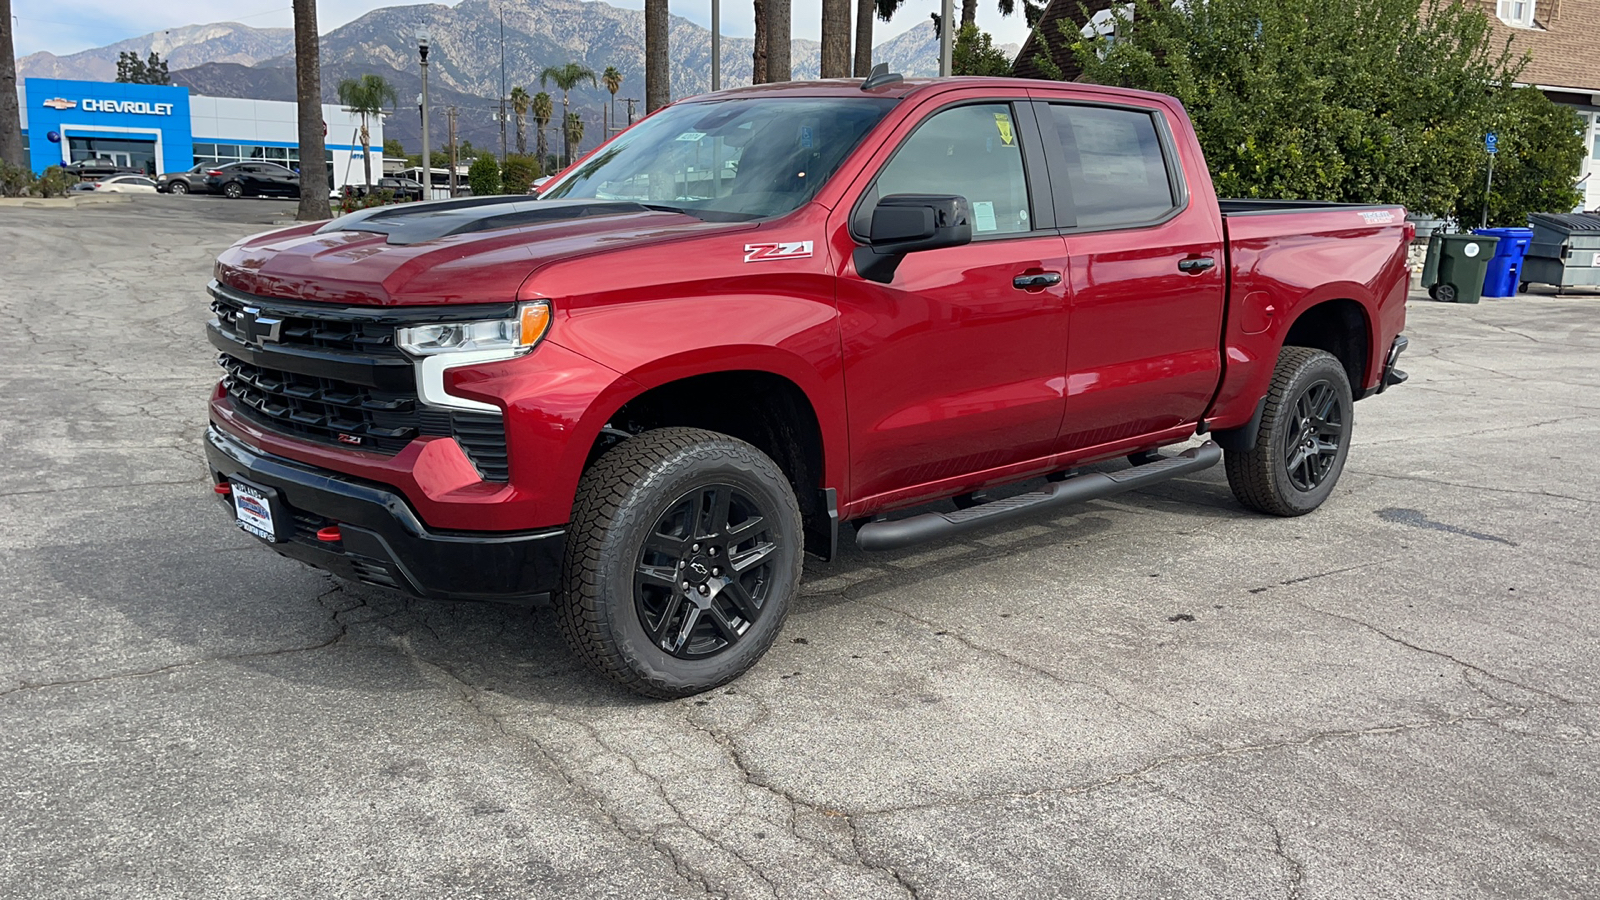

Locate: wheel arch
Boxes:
[1280,296,1373,395]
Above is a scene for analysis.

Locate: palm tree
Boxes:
[564,112,585,163]
[532,92,554,172]
[855,0,907,78]
[0,0,27,168]
[539,63,598,165]
[291,0,329,219]
[602,66,623,137]
[510,86,531,156]
[336,74,397,191]
[752,0,769,84]
[767,0,791,81]
[821,0,851,77]
[645,0,670,111]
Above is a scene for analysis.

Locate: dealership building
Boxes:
[16,78,382,190]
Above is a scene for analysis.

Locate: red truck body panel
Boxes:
[209,77,1409,538]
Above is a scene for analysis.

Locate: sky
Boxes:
[12,0,1038,60]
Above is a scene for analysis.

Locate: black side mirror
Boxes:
[855,193,973,283]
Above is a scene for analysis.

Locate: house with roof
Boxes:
[1013,0,1600,211]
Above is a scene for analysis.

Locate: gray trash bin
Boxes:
[1522,213,1600,292]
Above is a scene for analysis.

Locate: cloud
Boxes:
[15,0,1035,61]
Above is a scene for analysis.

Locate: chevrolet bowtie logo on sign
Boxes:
[41,98,77,110]
[238,307,283,345]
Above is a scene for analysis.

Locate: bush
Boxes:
[0,162,34,198]
[953,25,1014,77]
[337,186,397,214]
[36,167,75,198]
[501,153,541,194]
[467,154,501,196]
[1450,87,1586,226]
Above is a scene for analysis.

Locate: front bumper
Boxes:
[205,425,565,602]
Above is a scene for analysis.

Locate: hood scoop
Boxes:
[318,196,658,246]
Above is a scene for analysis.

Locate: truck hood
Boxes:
[214,197,756,306]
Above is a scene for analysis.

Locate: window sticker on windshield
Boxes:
[994,113,1015,146]
[800,126,814,149]
[972,201,997,233]
[675,132,707,142]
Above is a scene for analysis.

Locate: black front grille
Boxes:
[210,286,512,481]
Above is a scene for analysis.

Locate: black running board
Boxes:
[855,442,1223,552]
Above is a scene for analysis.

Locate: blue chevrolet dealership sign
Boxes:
[23,79,193,176]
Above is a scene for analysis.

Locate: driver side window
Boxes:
[875,103,1033,236]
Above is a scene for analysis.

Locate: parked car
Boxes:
[67,180,100,193]
[157,164,211,195]
[204,75,1411,699]
[92,174,159,194]
[204,161,300,199]
[61,158,141,179]
[358,177,427,202]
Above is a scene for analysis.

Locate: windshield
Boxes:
[541,96,896,221]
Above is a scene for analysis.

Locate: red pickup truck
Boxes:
[204,74,1411,698]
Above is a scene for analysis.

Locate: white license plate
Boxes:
[232,481,281,542]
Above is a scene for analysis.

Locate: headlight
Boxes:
[397,301,551,357]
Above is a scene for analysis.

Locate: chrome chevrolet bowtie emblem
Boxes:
[238,306,283,344]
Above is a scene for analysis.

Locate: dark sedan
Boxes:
[204,161,300,199]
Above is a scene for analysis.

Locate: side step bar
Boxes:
[855,442,1223,552]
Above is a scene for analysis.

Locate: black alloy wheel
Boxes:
[635,484,777,660]
[1283,380,1343,492]
[1224,346,1354,517]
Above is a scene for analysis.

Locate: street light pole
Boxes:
[418,27,431,198]
[939,0,953,76]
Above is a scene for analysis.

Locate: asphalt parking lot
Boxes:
[2,196,1598,899]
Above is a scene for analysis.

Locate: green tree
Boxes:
[292,0,330,219]
[1451,87,1585,226]
[540,63,598,166]
[115,50,170,85]
[383,137,405,158]
[336,74,399,191]
[952,24,1013,76]
[532,92,553,165]
[1052,0,1526,217]
[502,153,541,193]
[510,86,531,156]
[564,112,586,163]
[467,153,501,196]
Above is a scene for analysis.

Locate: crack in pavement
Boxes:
[0,585,360,699]
[1346,469,1599,505]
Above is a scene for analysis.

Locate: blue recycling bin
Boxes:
[1473,227,1534,297]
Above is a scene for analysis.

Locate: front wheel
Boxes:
[556,427,804,699]
[1224,347,1354,517]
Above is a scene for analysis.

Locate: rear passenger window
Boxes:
[875,103,1032,236]
[1048,105,1177,229]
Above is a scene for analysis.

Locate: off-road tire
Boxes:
[556,427,804,699]
[223,182,243,199]
[1224,347,1354,517]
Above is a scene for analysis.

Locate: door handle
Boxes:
[1178,256,1216,273]
[1013,271,1063,290]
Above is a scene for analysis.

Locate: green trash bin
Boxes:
[1421,233,1499,303]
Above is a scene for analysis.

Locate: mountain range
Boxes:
[16,0,1017,152]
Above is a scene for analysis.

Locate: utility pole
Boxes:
[939,0,953,76]
[447,106,459,195]
[499,4,509,163]
[711,0,721,92]
[1,0,27,168]
[418,27,431,199]
[624,98,637,127]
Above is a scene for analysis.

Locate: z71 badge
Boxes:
[744,241,814,263]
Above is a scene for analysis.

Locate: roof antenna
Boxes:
[861,63,904,92]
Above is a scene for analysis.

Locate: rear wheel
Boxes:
[556,427,803,699]
[1224,347,1353,517]
[223,182,243,199]
[169,180,189,194]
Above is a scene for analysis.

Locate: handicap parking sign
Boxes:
[1485,132,1498,154]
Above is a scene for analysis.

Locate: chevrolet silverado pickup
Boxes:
[204,72,1411,698]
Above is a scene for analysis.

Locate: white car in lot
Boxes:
[93,175,160,194]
